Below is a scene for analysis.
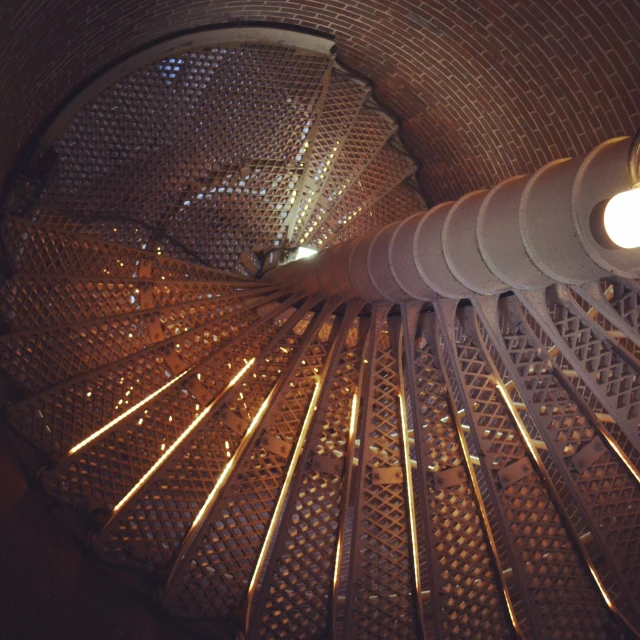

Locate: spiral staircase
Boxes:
[1,27,640,640]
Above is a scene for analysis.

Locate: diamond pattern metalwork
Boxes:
[311,141,420,246]
[41,296,296,513]
[302,103,397,248]
[93,297,316,571]
[162,300,337,619]
[437,303,620,640]
[2,216,244,282]
[29,46,331,270]
[519,286,640,453]
[290,72,370,245]
[247,304,365,639]
[401,306,513,640]
[336,305,419,640]
[326,179,426,246]
[6,287,282,455]
[473,295,640,628]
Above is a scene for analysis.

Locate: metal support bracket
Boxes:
[311,453,344,477]
[138,258,153,278]
[572,436,607,473]
[219,407,249,435]
[497,457,533,488]
[139,283,154,309]
[260,433,292,459]
[147,315,164,343]
[371,465,404,485]
[162,347,186,375]
[432,464,468,489]
[183,377,214,405]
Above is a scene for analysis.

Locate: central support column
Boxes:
[266,136,638,301]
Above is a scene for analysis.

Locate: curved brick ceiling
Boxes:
[1,0,639,204]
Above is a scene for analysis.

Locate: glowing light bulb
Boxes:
[604,187,640,248]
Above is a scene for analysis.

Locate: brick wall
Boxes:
[1,0,638,205]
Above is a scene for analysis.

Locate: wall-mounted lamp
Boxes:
[603,129,640,248]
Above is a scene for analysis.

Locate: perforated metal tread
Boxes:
[3,266,640,637]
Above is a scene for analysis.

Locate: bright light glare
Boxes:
[68,369,191,455]
[189,391,271,529]
[245,380,321,631]
[604,188,640,249]
[111,358,255,513]
[294,246,318,261]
